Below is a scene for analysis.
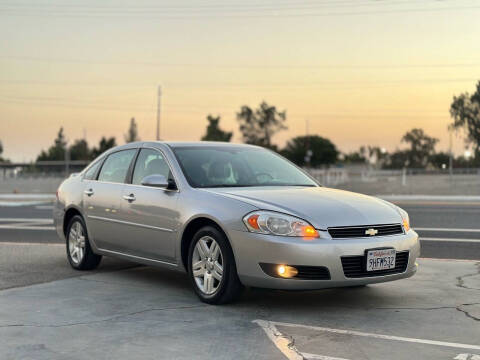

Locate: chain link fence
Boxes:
[1,162,480,195]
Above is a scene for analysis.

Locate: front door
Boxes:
[117,148,180,262]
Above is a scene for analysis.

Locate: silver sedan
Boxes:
[54,142,420,304]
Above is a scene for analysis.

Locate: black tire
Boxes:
[66,215,102,270]
[187,226,244,304]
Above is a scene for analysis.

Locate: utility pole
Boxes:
[448,127,453,178]
[156,85,162,141]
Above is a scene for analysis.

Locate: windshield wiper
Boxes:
[247,183,317,187]
[201,184,258,188]
[201,183,317,188]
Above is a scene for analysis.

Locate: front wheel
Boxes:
[66,215,102,270]
[188,226,243,304]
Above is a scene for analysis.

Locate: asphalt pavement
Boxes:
[0,199,479,360]
[0,200,478,258]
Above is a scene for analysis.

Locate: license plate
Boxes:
[366,249,396,271]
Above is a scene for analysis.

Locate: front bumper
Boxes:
[229,229,420,290]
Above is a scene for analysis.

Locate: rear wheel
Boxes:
[66,215,102,270]
[188,226,243,304]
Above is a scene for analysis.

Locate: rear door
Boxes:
[83,149,137,251]
[116,147,180,262]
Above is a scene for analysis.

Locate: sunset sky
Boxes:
[1,0,479,161]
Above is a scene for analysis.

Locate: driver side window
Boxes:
[132,149,171,185]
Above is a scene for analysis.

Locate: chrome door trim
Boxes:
[97,248,178,267]
[87,215,174,233]
[136,145,181,192]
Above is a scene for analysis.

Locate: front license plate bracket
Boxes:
[365,248,396,272]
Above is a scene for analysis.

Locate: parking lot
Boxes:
[1,199,479,359]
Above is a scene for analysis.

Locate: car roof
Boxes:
[162,141,259,149]
[105,141,261,155]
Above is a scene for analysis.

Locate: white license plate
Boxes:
[366,249,396,271]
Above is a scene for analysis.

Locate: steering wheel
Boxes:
[255,172,274,183]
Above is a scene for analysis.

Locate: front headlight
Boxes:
[243,211,319,238]
[397,207,410,232]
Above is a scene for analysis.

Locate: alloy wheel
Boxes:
[192,235,224,295]
[68,221,86,265]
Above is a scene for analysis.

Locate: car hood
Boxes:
[203,186,402,230]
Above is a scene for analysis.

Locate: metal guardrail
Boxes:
[0,161,90,179]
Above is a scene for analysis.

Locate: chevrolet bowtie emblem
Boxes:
[365,228,378,236]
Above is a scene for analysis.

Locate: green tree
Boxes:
[343,151,367,164]
[37,127,67,161]
[125,117,140,143]
[201,115,232,142]
[0,140,7,162]
[450,81,480,161]
[401,128,438,168]
[360,146,389,166]
[429,152,451,169]
[383,150,409,169]
[237,101,287,149]
[69,139,91,161]
[282,135,338,167]
[91,137,117,158]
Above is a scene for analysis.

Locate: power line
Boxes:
[0,77,476,88]
[1,55,480,69]
[0,94,453,117]
[0,5,478,18]
[0,0,449,13]
[0,0,459,11]
[0,99,452,119]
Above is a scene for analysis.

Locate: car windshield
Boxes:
[172,146,317,188]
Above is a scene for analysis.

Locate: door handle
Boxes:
[84,189,94,197]
[122,194,136,202]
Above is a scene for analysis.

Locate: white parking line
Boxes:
[0,242,63,246]
[35,205,54,210]
[0,218,54,231]
[417,227,480,233]
[419,257,480,263]
[253,320,303,360]
[302,354,350,360]
[254,320,480,360]
[455,354,480,360]
[0,225,55,230]
[421,237,480,243]
[0,218,52,223]
[0,194,55,199]
[0,201,53,207]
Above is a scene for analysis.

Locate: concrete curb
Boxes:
[376,195,480,202]
[0,194,55,199]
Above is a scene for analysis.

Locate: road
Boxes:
[0,200,479,258]
[0,199,478,290]
[0,200,478,360]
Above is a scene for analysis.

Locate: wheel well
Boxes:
[180,217,226,270]
[63,208,82,235]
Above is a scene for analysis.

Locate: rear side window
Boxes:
[84,159,103,180]
[132,148,171,185]
[98,150,136,184]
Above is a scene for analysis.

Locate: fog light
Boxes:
[277,265,298,278]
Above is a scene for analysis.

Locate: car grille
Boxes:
[295,266,331,280]
[328,224,403,239]
[341,251,409,278]
[259,263,331,280]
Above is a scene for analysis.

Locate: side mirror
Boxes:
[141,174,168,188]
